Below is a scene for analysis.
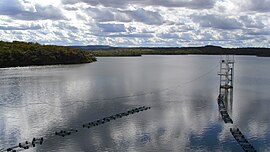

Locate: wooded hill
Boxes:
[0,41,96,68]
[82,45,270,57]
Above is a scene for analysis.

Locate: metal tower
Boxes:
[218,55,234,90]
[218,55,234,115]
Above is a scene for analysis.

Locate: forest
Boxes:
[89,45,270,57]
[0,41,96,68]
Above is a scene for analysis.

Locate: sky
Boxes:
[0,0,269,47]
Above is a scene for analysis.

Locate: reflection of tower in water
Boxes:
[218,55,234,115]
[223,89,233,116]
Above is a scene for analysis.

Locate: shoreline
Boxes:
[0,41,97,68]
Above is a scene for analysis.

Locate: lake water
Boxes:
[1,55,270,152]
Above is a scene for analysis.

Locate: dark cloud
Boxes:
[121,8,164,25]
[0,24,42,30]
[53,22,80,33]
[17,5,67,20]
[245,29,270,36]
[85,7,164,25]
[95,33,153,38]
[63,5,79,11]
[237,35,254,40]
[246,0,270,12]
[158,33,180,39]
[192,14,243,30]
[0,0,23,15]
[239,16,265,28]
[87,7,115,22]
[98,23,126,33]
[62,0,216,9]
[0,0,66,20]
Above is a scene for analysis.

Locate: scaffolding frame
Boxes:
[218,55,234,116]
[218,55,234,90]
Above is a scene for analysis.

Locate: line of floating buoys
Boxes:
[217,94,233,124]
[2,106,151,152]
[5,138,43,152]
[83,106,151,128]
[220,110,233,124]
[230,128,256,152]
[55,129,78,137]
[217,94,256,151]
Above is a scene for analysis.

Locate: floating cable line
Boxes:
[1,106,151,152]
[1,64,219,109]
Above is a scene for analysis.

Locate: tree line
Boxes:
[0,41,96,68]
[90,45,270,57]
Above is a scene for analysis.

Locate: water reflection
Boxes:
[0,56,270,151]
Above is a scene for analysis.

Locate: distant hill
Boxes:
[86,45,270,57]
[67,44,270,57]
[68,45,115,50]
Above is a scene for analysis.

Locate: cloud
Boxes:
[244,0,270,12]
[53,21,79,33]
[0,24,42,30]
[62,0,216,9]
[121,8,164,25]
[158,33,180,39]
[230,0,270,12]
[84,7,164,25]
[107,33,153,38]
[0,0,24,15]
[192,14,243,30]
[17,5,67,20]
[98,23,126,33]
[239,15,265,28]
[85,7,115,22]
[245,29,270,36]
[0,0,270,47]
[0,0,66,20]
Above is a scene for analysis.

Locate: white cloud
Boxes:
[0,0,66,20]
[0,0,269,47]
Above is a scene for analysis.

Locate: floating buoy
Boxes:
[4,106,151,152]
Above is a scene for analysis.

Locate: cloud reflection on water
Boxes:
[0,56,270,151]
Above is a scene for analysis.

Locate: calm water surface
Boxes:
[0,55,270,151]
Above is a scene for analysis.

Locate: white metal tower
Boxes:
[218,55,234,90]
[218,55,234,115]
